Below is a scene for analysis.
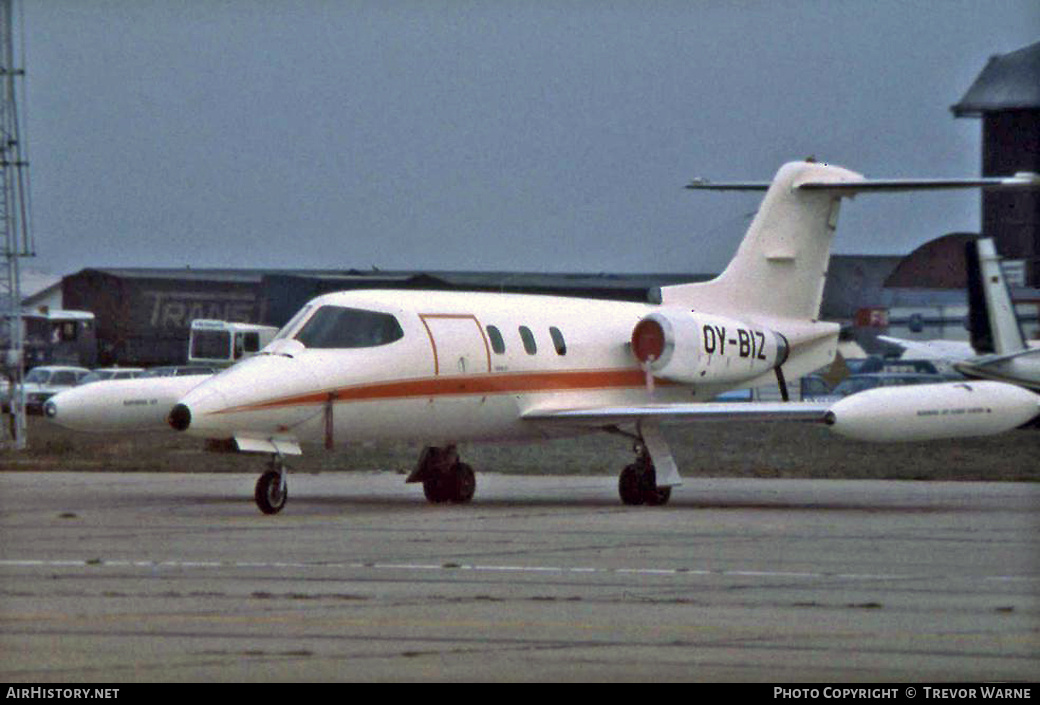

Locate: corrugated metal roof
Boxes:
[71,267,704,290]
[79,267,327,283]
[952,41,1040,117]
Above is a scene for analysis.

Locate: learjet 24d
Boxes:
[104,161,1040,512]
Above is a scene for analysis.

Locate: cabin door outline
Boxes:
[419,314,492,377]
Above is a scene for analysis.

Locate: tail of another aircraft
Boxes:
[660,160,864,321]
[966,237,1027,355]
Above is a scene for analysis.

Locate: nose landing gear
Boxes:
[255,456,289,514]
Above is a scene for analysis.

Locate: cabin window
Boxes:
[294,306,404,349]
[549,327,567,355]
[519,326,537,355]
[487,325,506,354]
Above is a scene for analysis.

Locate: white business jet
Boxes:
[159,160,1040,514]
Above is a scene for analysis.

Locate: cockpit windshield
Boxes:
[293,305,404,349]
[273,305,313,341]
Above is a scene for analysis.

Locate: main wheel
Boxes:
[451,462,476,504]
[422,473,452,504]
[423,462,477,504]
[618,463,672,506]
[255,470,287,515]
[619,464,645,506]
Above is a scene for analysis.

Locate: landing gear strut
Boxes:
[255,456,288,515]
[407,445,476,504]
[618,442,672,506]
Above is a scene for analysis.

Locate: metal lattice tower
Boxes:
[1,0,33,450]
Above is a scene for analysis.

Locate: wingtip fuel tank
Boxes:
[824,381,1040,443]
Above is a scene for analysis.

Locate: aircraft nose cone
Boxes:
[168,403,192,432]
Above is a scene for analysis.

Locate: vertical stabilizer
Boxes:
[661,161,864,321]
[969,238,1026,355]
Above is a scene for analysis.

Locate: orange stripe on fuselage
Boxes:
[213,368,663,415]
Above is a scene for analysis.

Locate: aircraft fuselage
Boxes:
[174,288,808,450]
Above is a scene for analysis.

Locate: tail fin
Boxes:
[661,160,863,320]
[967,237,1026,355]
[662,161,1040,322]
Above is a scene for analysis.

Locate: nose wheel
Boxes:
[255,458,288,514]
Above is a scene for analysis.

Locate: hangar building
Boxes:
[952,40,1040,285]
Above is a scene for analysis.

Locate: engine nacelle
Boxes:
[631,310,789,385]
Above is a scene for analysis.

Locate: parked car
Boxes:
[21,365,92,413]
[799,373,834,400]
[138,366,217,378]
[77,368,145,385]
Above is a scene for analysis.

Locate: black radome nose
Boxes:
[168,403,192,431]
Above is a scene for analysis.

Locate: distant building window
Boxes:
[519,326,537,355]
[487,325,506,354]
[549,327,567,355]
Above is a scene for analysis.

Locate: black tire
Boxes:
[451,462,476,504]
[422,473,452,504]
[619,463,671,506]
[640,465,672,506]
[255,470,287,515]
[618,464,645,506]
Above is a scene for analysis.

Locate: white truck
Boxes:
[187,320,278,367]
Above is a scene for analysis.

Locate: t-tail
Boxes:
[661,160,864,321]
[662,160,1040,324]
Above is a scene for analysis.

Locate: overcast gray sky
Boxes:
[17,1,1040,277]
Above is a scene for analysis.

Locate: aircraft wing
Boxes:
[964,347,1040,366]
[524,380,1040,443]
[523,402,830,427]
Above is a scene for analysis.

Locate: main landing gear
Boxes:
[614,421,680,507]
[254,456,289,515]
[407,445,476,504]
[618,443,672,507]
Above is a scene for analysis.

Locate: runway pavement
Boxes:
[0,472,1037,682]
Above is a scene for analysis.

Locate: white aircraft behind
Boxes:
[954,238,1040,390]
[151,160,1040,514]
[877,336,975,362]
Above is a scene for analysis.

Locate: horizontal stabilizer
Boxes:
[687,172,1040,193]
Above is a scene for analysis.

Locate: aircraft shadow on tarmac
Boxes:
[184,491,964,514]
